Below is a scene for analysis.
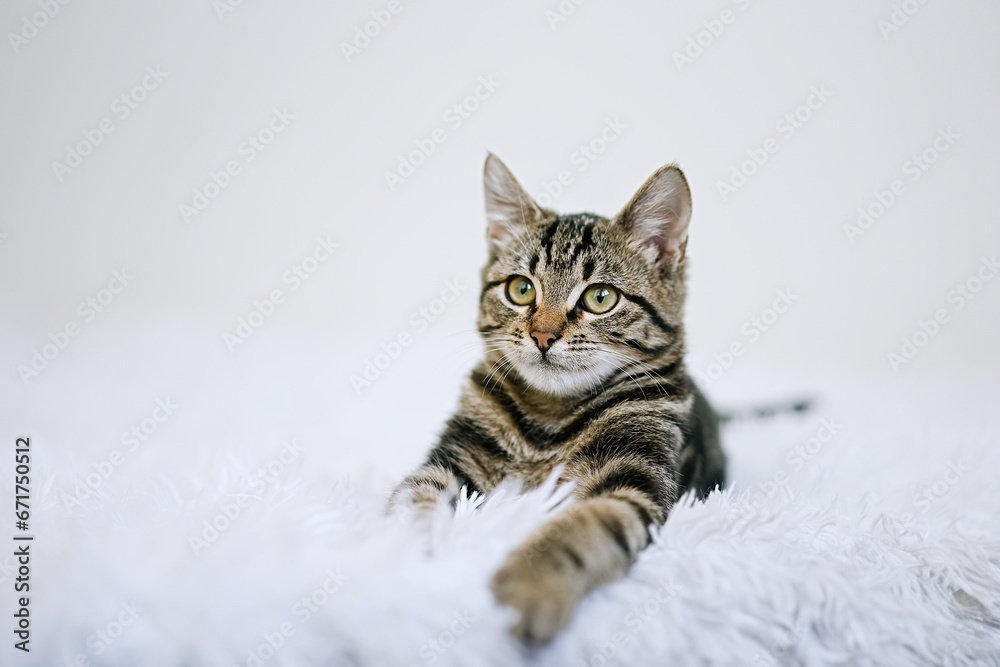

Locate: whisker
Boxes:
[480,353,516,396]
[600,349,669,396]
[601,351,647,398]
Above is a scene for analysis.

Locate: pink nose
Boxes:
[530,331,560,352]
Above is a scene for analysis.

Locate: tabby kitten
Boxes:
[391,154,726,643]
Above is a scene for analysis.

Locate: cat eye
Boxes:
[506,275,536,306]
[580,284,619,314]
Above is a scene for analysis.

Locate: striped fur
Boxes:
[390,155,726,642]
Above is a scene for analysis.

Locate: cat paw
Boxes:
[387,481,455,519]
[490,551,582,643]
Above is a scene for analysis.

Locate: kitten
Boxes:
[390,154,726,642]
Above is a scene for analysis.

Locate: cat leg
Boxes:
[389,415,506,515]
[688,380,727,497]
[491,468,670,642]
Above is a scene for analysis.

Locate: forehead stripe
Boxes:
[540,219,561,264]
[568,224,594,272]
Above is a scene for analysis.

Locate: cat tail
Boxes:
[717,398,812,425]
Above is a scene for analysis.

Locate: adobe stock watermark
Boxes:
[716,85,833,202]
[887,254,998,372]
[350,278,467,394]
[544,0,590,31]
[672,0,753,72]
[17,268,134,385]
[406,610,477,667]
[179,107,295,223]
[732,417,845,523]
[340,0,416,62]
[520,518,571,566]
[532,117,628,208]
[56,601,145,666]
[852,458,970,572]
[877,0,931,40]
[213,0,250,21]
[913,459,968,512]
[692,288,798,389]
[578,579,682,667]
[188,439,305,556]
[58,398,179,513]
[231,567,349,667]
[51,66,168,183]
[843,126,959,244]
[223,235,339,352]
[7,0,74,54]
[383,76,501,192]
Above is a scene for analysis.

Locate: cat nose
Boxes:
[530,331,561,352]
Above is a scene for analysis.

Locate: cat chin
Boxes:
[515,356,620,397]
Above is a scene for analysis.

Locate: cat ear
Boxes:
[483,153,544,254]
[615,164,692,271]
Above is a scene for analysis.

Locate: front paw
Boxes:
[387,480,455,518]
[490,547,584,643]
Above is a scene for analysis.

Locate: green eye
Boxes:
[506,275,536,306]
[581,284,619,314]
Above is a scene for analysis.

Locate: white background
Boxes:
[2,0,998,489]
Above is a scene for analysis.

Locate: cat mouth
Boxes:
[532,349,565,367]
[526,349,588,374]
[498,341,616,394]
[516,353,613,396]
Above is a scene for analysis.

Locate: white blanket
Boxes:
[16,406,1000,666]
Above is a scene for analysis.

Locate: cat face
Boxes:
[478,155,692,397]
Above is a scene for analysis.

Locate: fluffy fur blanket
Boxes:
[11,405,1000,666]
